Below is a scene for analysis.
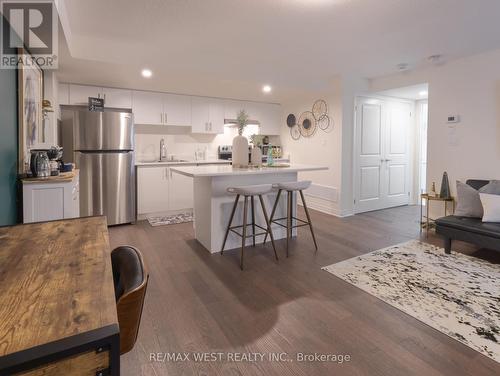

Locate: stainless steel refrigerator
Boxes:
[61,108,135,225]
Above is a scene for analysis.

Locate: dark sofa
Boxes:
[435,179,500,254]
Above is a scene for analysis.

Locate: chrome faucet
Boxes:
[160,139,167,161]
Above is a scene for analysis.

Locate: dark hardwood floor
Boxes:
[109,205,499,376]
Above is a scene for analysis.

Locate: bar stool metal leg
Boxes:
[263,189,281,244]
[240,196,249,270]
[251,196,256,247]
[286,190,292,257]
[221,194,240,255]
[258,195,279,261]
[300,190,318,252]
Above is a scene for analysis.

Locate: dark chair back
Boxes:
[466,179,490,191]
[111,246,148,355]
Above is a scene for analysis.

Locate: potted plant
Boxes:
[232,110,249,168]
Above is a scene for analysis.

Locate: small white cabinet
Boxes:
[191,97,224,134]
[22,173,79,224]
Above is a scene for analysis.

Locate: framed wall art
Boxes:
[17,48,44,173]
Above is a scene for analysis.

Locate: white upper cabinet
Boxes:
[58,83,69,105]
[133,91,191,126]
[69,84,103,105]
[132,90,164,125]
[191,97,210,133]
[208,98,225,134]
[163,94,191,126]
[102,87,132,109]
[192,97,224,134]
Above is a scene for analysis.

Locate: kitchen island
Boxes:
[170,164,328,253]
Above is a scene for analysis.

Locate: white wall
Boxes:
[280,81,344,215]
[371,48,500,205]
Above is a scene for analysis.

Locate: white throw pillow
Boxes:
[479,193,500,222]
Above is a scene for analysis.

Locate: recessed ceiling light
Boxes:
[141,69,152,78]
[419,90,428,97]
[262,85,272,93]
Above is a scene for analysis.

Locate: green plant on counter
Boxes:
[250,134,264,146]
[236,110,249,135]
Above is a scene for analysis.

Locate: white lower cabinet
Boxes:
[137,166,194,216]
[22,174,80,224]
[168,168,194,211]
[137,166,169,214]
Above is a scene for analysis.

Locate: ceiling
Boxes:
[377,83,429,100]
[56,0,500,102]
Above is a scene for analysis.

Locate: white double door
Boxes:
[354,97,411,213]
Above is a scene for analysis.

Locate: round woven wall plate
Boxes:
[318,114,332,132]
[290,125,301,140]
[312,99,328,120]
[286,113,296,128]
[298,111,317,137]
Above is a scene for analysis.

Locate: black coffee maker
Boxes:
[46,146,64,176]
[30,150,50,178]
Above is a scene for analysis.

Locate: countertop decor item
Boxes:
[298,111,317,137]
[232,110,250,168]
[251,145,262,167]
[440,171,451,199]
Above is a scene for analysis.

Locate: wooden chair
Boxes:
[111,246,149,355]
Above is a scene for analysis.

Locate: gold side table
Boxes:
[420,194,455,237]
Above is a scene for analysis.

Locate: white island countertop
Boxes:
[170,164,328,177]
[135,159,230,167]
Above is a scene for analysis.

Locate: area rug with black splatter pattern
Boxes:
[322,240,500,362]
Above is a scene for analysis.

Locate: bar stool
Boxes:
[221,184,279,270]
[264,180,318,257]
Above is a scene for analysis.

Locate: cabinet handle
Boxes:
[210,122,212,131]
[164,113,168,124]
[103,93,106,103]
[161,113,163,124]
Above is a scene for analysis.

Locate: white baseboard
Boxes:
[298,184,352,217]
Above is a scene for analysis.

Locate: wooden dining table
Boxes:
[0,216,120,375]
